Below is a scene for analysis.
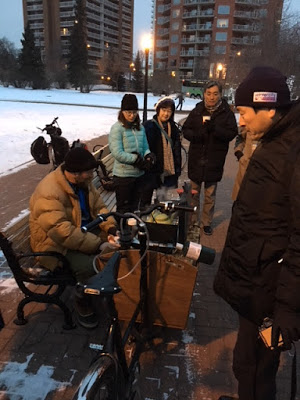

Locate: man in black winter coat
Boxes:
[182,81,238,235]
[214,67,300,400]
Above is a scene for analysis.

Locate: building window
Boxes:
[218,5,230,15]
[215,45,226,54]
[170,47,177,55]
[216,32,227,41]
[157,5,164,13]
[171,34,179,43]
[217,19,228,28]
[172,9,180,18]
[173,0,180,4]
[172,22,179,30]
[157,17,165,24]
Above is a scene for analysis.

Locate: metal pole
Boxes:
[143,48,149,124]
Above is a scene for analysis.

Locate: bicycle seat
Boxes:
[83,252,122,296]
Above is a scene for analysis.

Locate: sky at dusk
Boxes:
[0,0,299,52]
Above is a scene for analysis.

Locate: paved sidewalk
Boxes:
[0,142,299,400]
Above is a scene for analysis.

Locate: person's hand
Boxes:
[133,153,144,168]
[132,152,153,171]
[145,152,156,166]
[271,305,300,350]
[107,234,121,248]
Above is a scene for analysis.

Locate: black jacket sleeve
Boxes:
[182,106,208,144]
[212,110,238,142]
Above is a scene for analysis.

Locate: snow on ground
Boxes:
[0,86,198,176]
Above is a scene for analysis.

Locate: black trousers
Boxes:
[233,315,281,400]
[114,175,145,215]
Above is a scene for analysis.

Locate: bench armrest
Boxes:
[17,251,71,272]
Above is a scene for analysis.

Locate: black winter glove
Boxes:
[271,304,300,350]
[145,152,156,166]
[234,150,244,161]
[133,153,151,171]
[133,153,144,168]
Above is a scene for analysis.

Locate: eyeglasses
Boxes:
[123,110,138,115]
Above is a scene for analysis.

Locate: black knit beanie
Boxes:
[235,66,291,108]
[64,147,98,173]
[121,94,138,111]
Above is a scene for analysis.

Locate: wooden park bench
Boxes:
[0,144,116,329]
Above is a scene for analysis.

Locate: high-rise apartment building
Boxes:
[153,0,283,85]
[22,0,134,77]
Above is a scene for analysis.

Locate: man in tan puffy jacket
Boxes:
[30,147,119,328]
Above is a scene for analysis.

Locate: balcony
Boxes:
[181,36,211,44]
[157,28,169,37]
[157,16,170,25]
[60,11,75,18]
[235,0,262,5]
[180,62,194,69]
[30,22,44,29]
[183,9,214,19]
[156,40,169,47]
[158,4,171,13]
[181,49,210,57]
[183,23,212,32]
[104,19,119,28]
[88,31,101,41]
[86,2,101,13]
[184,0,215,5]
[27,5,43,11]
[234,10,261,19]
[156,51,168,59]
[231,36,260,45]
[60,1,74,8]
[232,24,261,32]
[104,37,119,46]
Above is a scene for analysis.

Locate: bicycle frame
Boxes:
[73,203,206,400]
[73,225,151,400]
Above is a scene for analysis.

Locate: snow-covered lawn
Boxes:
[0,86,198,176]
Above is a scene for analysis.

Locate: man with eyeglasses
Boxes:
[29,147,119,328]
[182,81,238,236]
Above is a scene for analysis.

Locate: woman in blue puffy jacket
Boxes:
[109,94,155,214]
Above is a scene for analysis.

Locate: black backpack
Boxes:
[51,135,70,166]
[94,146,116,191]
[30,136,50,164]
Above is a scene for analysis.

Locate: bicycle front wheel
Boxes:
[72,355,121,400]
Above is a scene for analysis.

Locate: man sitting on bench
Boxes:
[29,147,119,329]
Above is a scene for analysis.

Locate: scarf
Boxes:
[157,119,175,178]
[204,98,222,115]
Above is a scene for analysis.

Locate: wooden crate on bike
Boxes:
[98,249,197,329]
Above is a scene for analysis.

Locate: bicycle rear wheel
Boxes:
[72,356,121,400]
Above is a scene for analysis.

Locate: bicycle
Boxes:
[72,201,216,400]
[31,117,70,170]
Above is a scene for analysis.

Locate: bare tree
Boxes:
[97,47,125,91]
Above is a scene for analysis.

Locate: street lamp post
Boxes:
[129,62,135,91]
[143,48,149,124]
[141,34,152,124]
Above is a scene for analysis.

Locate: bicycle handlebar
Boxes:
[81,202,196,233]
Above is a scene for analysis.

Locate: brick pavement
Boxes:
[0,141,299,399]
